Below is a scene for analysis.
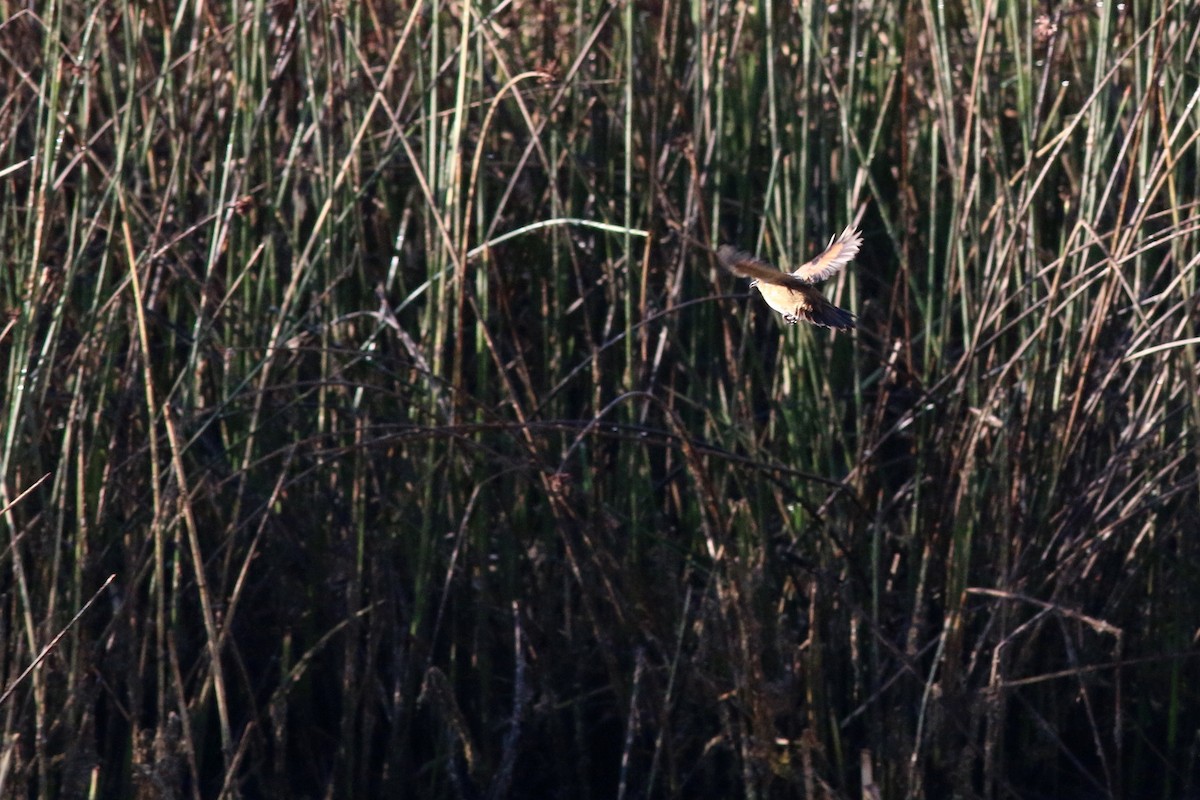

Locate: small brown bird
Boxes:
[718,226,862,329]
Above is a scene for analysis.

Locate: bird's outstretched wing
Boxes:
[716,245,809,288]
[791,226,862,284]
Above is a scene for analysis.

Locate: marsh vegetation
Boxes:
[1,1,1197,797]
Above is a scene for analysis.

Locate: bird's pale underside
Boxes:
[718,226,862,329]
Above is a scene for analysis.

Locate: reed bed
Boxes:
[0,0,1197,797]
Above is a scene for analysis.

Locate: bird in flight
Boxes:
[718,226,862,329]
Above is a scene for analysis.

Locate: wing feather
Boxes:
[791,226,862,284]
[716,245,809,288]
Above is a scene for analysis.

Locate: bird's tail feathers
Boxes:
[807,297,856,330]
